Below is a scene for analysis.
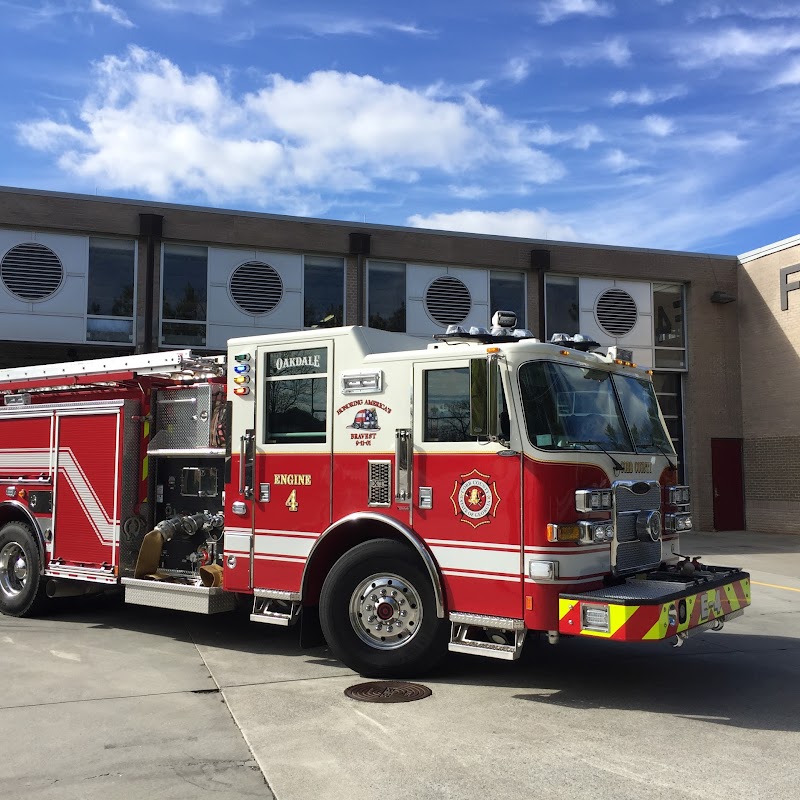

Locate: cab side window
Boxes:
[263,347,328,445]
[423,368,472,442]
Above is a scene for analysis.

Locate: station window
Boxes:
[368,261,406,331]
[653,283,686,370]
[490,271,526,327]
[161,244,208,347]
[304,256,344,328]
[545,275,580,338]
[263,347,328,445]
[86,238,135,343]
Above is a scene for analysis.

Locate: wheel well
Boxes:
[0,502,46,569]
[302,515,445,617]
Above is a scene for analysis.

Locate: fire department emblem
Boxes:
[450,469,500,528]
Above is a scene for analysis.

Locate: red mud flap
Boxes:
[558,567,751,641]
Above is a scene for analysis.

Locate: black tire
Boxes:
[319,538,448,678]
[0,521,45,617]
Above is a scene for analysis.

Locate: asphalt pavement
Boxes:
[1,530,798,800]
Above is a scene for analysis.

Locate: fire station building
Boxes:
[0,186,797,535]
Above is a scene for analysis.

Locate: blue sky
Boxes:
[2,0,799,255]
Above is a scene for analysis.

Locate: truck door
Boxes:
[411,358,523,619]
[251,340,334,593]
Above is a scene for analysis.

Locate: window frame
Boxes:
[86,236,137,345]
[160,242,209,348]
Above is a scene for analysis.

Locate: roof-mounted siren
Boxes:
[490,310,536,339]
[549,332,602,352]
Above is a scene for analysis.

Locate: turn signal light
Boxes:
[547,523,581,543]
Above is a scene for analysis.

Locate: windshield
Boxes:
[519,361,634,452]
[519,361,673,454]
[612,373,675,454]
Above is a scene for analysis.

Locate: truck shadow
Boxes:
[23,594,800,734]
[435,633,800,733]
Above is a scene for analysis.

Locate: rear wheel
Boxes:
[0,521,44,617]
[319,538,448,677]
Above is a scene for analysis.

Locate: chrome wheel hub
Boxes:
[0,542,28,597]
[349,573,423,650]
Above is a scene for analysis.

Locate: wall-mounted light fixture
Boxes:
[710,290,736,304]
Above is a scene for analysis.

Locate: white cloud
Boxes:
[90,0,134,27]
[4,0,134,28]
[693,132,746,153]
[643,114,674,136]
[447,185,489,199]
[504,57,531,83]
[767,55,800,86]
[409,165,800,252]
[529,124,603,149]
[608,85,687,106]
[604,149,642,172]
[146,0,226,14]
[674,27,800,68]
[537,0,614,25]
[564,37,631,67]
[279,15,431,37]
[407,209,578,241]
[17,47,564,209]
[690,3,800,22]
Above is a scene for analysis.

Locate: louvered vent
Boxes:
[230,261,283,315]
[596,289,638,337]
[425,276,471,326]
[368,461,391,507]
[1,243,64,301]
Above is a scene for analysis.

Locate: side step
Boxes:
[122,577,236,614]
[448,612,526,661]
[251,597,302,626]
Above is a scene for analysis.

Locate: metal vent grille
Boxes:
[368,461,391,507]
[230,261,283,315]
[613,481,662,575]
[596,289,637,337]
[425,276,471,326]
[1,243,64,301]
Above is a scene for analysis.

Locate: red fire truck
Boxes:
[0,313,750,676]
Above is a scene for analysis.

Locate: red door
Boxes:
[412,360,523,619]
[711,438,745,531]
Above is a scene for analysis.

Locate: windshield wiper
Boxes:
[639,440,677,471]
[568,440,625,472]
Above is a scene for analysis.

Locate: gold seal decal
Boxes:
[450,469,501,528]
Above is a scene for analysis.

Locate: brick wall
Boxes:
[739,240,800,533]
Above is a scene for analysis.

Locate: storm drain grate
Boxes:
[344,681,432,703]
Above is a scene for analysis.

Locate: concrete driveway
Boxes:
[2,530,798,800]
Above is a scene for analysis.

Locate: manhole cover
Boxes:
[344,681,432,703]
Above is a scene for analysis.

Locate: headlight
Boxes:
[665,512,693,532]
[579,520,615,544]
[575,488,613,512]
[667,485,691,506]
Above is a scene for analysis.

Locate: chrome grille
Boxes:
[368,461,391,507]
[613,481,662,574]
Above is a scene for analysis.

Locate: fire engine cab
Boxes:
[0,312,750,676]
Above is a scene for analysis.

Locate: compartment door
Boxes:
[52,406,123,568]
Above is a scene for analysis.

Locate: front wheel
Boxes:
[319,538,448,678]
[0,521,44,617]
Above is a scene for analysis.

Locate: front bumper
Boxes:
[558,565,751,641]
